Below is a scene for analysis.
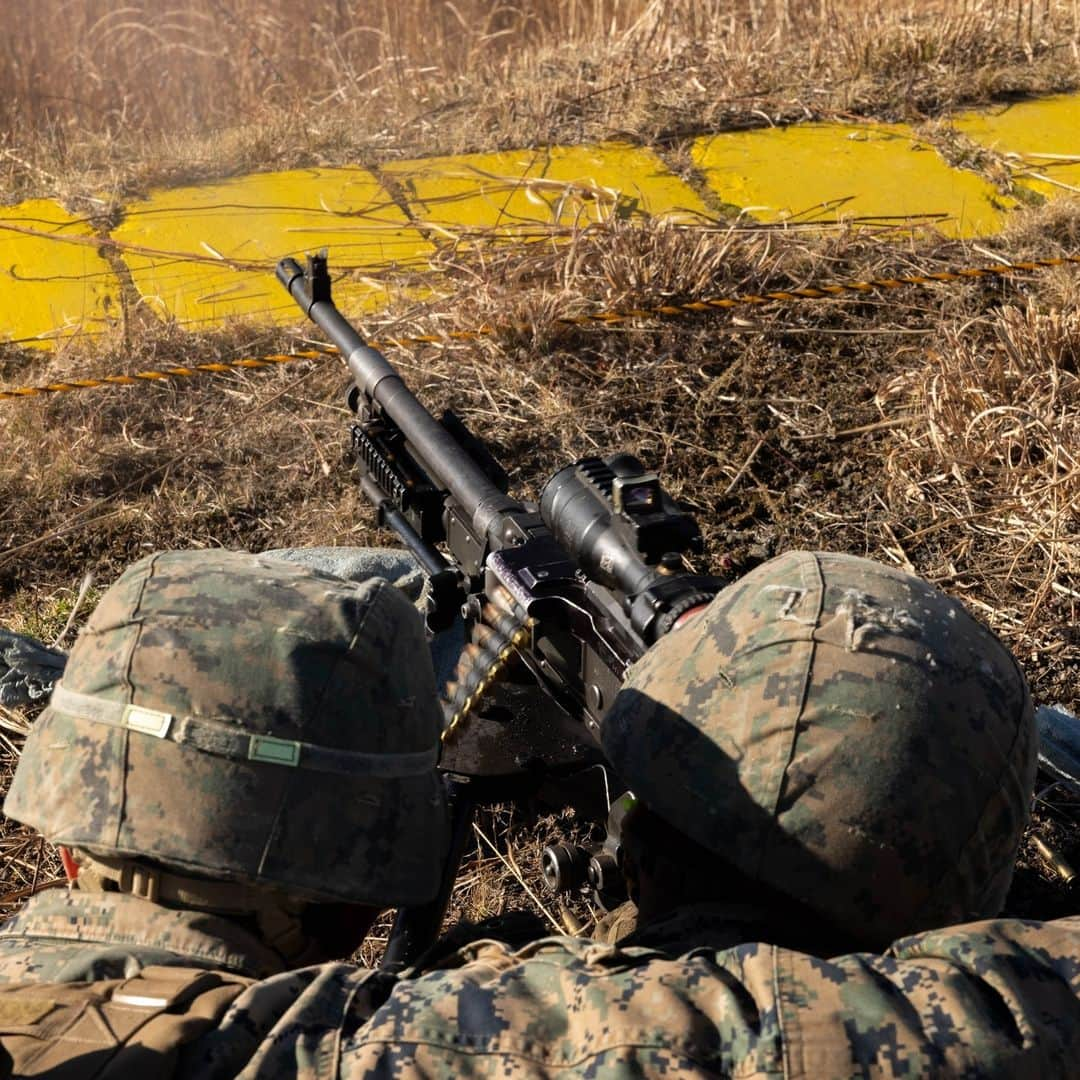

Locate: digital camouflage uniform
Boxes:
[0,890,288,984]
[143,908,1080,1078]
[325,913,1080,1078]
[0,548,448,1077]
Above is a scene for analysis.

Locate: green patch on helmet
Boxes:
[5,549,449,908]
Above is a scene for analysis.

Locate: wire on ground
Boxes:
[2,253,1077,403]
[0,351,329,402]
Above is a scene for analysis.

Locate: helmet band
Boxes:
[49,682,440,778]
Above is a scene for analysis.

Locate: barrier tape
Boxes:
[2,253,1077,403]
[0,351,328,401]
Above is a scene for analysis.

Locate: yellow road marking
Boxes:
[383,143,711,238]
[954,95,1080,199]
[111,168,435,326]
[0,201,119,348]
[2,96,1078,348]
[691,123,1014,237]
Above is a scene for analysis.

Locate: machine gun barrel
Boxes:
[277,250,724,727]
[277,254,522,544]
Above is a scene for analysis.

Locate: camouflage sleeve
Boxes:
[182,962,397,1080]
[765,916,1080,1076]
[338,936,789,1077]
[333,918,1080,1078]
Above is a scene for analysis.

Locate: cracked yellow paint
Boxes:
[692,123,1012,237]
[383,143,710,239]
[111,168,435,326]
[954,95,1080,201]
[0,201,119,347]
[3,95,1079,348]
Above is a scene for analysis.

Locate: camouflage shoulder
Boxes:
[338,936,784,1078]
[336,920,1080,1077]
[887,913,1080,971]
[0,891,285,983]
[740,916,1080,1077]
[189,962,395,1079]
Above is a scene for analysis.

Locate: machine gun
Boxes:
[277,252,725,966]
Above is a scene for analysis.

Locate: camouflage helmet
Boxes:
[602,550,1035,947]
[5,550,449,908]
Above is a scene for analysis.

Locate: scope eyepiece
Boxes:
[612,472,662,514]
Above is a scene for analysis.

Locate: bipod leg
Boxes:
[380,777,476,972]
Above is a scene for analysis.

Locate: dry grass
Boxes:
[1,1,1079,202]
[1,0,1079,938]
[879,304,1079,633]
[0,708,62,918]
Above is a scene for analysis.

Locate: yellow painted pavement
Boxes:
[0,202,119,346]
[691,123,1013,236]
[111,168,434,327]
[1,95,1077,348]
[954,95,1080,200]
[383,143,711,238]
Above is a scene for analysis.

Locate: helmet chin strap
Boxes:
[69,848,313,964]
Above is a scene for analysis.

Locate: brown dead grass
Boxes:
[0,708,62,919]
[1,1,1079,202]
[879,304,1079,633]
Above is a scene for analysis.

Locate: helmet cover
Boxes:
[603,551,1035,945]
[6,550,449,907]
